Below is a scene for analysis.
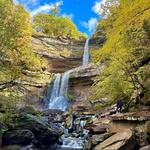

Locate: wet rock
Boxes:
[91,132,114,146]
[139,145,150,150]
[65,113,73,129]
[72,133,80,138]
[94,129,135,150]
[83,139,92,150]
[2,129,34,146]
[87,124,108,134]
[16,114,63,147]
[42,109,65,123]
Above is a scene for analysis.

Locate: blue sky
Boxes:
[14,0,105,36]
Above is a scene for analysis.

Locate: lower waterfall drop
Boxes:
[49,70,71,111]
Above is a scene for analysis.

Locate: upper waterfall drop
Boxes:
[83,38,90,65]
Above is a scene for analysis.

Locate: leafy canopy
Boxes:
[34,13,87,39]
[0,0,44,85]
[91,0,150,104]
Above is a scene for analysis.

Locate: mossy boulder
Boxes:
[18,106,37,115]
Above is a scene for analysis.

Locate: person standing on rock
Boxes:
[116,100,123,113]
[72,113,77,131]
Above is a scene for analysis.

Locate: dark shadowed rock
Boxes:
[2,129,34,146]
[19,106,37,115]
[16,114,63,147]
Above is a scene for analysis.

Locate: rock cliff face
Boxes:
[32,35,98,73]
[69,64,104,113]
[32,35,86,73]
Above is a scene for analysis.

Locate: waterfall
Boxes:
[59,70,72,97]
[49,73,61,104]
[48,71,71,111]
[83,38,90,65]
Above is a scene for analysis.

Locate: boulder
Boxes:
[70,63,104,80]
[91,132,114,146]
[94,129,135,150]
[139,145,150,150]
[2,129,34,146]
[87,124,108,134]
[16,114,63,147]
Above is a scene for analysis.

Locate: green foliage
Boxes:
[0,89,19,126]
[34,13,87,39]
[67,90,75,101]
[91,0,150,104]
[0,0,44,86]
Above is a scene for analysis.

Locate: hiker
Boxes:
[72,113,77,131]
[116,100,123,113]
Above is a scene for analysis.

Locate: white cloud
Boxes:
[31,4,54,16]
[92,0,107,15]
[92,0,120,16]
[31,0,63,16]
[82,18,98,33]
[62,13,74,19]
[13,0,19,4]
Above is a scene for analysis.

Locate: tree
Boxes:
[51,3,60,16]
[0,0,43,89]
[91,0,150,105]
[34,14,87,40]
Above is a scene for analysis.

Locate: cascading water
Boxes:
[83,38,90,65]
[48,70,71,111]
[49,73,61,103]
[59,70,71,97]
